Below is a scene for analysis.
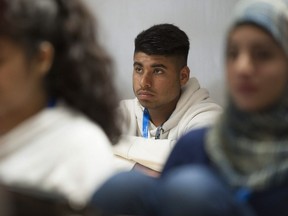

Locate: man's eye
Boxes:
[154,68,163,74]
[134,67,143,73]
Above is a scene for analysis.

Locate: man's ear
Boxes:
[179,66,190,86]
[34,41,54,77]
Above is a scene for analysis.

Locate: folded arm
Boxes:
[113,135,176,172]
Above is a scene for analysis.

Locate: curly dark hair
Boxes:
[0,0,120,143]
[134,23,190,67]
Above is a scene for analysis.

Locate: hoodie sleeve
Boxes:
[113,135,176,172]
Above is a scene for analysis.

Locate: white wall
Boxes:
[84,0,239,106]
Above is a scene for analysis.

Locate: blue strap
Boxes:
[142,108,150,138]
[47,98,57,108]
[235,187,251,203]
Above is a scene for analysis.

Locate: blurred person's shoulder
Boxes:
[51,102,112,146]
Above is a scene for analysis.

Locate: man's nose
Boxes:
[140,72,152,88]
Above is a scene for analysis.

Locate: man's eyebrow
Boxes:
[133,62,167,69]
[151,63,167,69]
[133,62,143,67]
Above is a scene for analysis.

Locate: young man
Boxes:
[114,24,222,175]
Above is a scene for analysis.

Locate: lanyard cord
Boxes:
[235,187,251,203]
[142,108,150,138]
[142,108,164,139]
[47,98,57,108]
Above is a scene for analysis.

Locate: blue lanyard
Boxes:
[47,98,57,108]
[142,108,150,138]
[235,187,251,203]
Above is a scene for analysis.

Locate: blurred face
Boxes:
[133,52,189,111]
[226,25,288,112]
[0,36,48,129]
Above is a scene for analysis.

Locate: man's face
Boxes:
[133,52,188,111]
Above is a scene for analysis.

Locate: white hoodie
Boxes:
[114,78,222,171]
[0,103,115,207]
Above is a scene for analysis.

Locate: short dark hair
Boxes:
[134,23,190,66]
[0,0,120,143]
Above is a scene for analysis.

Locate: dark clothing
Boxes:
[91,127,288,216]
[162,127,211,175]
[162,127,288,216]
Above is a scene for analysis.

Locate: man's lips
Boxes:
[137,90,155,99]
